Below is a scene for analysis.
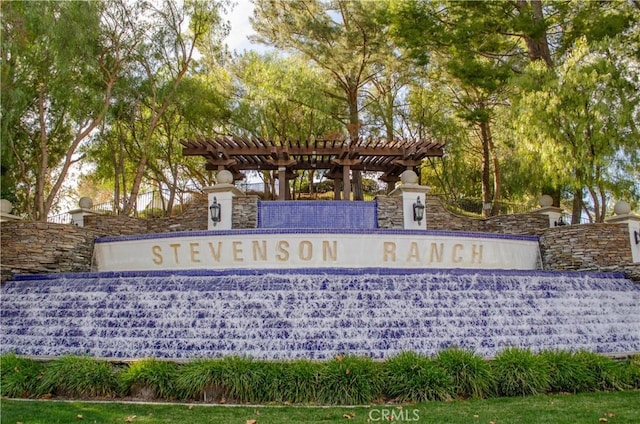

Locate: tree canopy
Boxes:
[1,0,637,221]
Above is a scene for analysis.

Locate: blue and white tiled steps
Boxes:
[1,269,638,359]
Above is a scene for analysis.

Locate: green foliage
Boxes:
[436,348,494,398]
[38,355,119,398]
[539,350,596,393]
[0,353,46,398]
[383,351,453,402]
[626,354,640,389]
[278,360,322,404]
[175,358,226,400]
[573,351,629,392]
[216,356,270,403]
[119,359,179,399]
[318,355,384,405]
[492,348,550,397]
[3,350,638,405]
[177,357,322,404]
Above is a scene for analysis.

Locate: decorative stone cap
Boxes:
[538,194,554,208]
[388,170,431,196]
[606,201,639,224]
[0,199,13,214]
[0,199,21,222]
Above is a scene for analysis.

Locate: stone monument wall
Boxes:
[539,223,635,272]
[2,195,639,282]
[0,222,99,282]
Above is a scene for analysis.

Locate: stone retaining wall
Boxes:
[378,195,549,235]
[232,196,259,229]
[83,194,208,236]
[0,222,99,282]
[376,196,404,229]
[539,223,633,271]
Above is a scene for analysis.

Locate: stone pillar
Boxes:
[203,170,244,231]
[605,201,640,263]
[388,170,431,230]
[68,197,99,227]
[532,194,565,227]
[0,199,21,222]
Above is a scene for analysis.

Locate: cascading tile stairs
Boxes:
[1,269,638,359]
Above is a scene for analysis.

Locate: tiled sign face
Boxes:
[93,229,541,272]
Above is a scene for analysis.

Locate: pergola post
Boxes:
[332,158,360,201]
[342,165,351,201]
[333,177,342,200]
[278,167,287,201]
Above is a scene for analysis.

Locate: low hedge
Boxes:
[1,349,638,405]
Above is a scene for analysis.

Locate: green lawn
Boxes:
[2,391,639,424]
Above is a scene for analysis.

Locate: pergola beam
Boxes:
[184,136,445,195]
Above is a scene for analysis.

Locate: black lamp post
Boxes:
[209,197,221,226]
[413,196,425,225]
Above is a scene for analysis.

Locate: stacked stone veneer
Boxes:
[0,222,99,282]
[539,223,640,280]
[83,194,209,236]
[1,194,638,281]
[232,195,259,229]
[376,196,549,235]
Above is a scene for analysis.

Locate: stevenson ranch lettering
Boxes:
[149,239,484,266]
[94,231,540,272]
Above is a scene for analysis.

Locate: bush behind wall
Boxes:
[1,349,637,405]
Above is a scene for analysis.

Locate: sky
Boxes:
[222,0,260,53]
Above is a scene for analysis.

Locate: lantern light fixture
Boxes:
[413,196,425,225]
[209,197,221,226]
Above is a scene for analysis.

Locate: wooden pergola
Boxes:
[181,136,444,200]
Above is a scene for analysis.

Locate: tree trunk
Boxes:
[121,156,147,216]
[36,88,48,221]
[486,121,502,216]
[479,120,493,217]
[347,85,364,201]
[517,0,554,68]
[571,187,583,224]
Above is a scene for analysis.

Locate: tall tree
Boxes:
[251,0,387,200]
[390,0,522,216]
[0,0,137,220]
[230,52,344,197]
[118,0,228,215]
[513,40,638,222]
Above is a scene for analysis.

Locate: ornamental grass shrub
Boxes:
[2,349,637,404]
[216,356,273,403]
[175,358,226,401]
[318,355,384,405]
[119,358,179,399]
[627,354,640,389]
[277,359,322,404]
[38,355,119,398]
[0,353,47,398]
[492,347,550,397]
[384,351,453,402]
[573,350,629,391]
[435,347,494,398]
[539,349,596,393]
